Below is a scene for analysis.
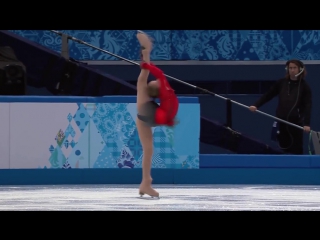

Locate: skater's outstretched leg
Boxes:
[136,31,159,199]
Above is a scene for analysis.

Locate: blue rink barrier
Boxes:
[0,96,198,103]
[0,95,200,170]
[1,96,320,185]
[199,154,320,168]
[1,155,320,185]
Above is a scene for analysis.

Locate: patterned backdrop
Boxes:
[9,30,320,61]
[52,102,199,170]
[0,99,199,169]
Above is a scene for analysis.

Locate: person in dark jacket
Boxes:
[249,59,312,155]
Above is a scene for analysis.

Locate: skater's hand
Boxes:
[140,49,150,63]
[303,126,311,133]
[249,106,257,112]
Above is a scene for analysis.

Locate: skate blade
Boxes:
[137,30,155,42]
[138,194,160,200]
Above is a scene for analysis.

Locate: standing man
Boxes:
[249,59,312,155]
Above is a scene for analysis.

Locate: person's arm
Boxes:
[141,62,164,79]
[154,108,167,124]
[154,108,175,126]
[141,62,171,99]
[301,82,312,126]
[253,79,282,108]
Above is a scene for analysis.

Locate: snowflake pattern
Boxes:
[10,30,320,60]
[45,102,199,169]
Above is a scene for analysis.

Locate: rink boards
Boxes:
[1,96,320,185]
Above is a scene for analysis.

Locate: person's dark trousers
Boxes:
[277,121,304,155]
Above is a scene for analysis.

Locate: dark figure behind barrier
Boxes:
[0,46,27,95]
[249,59,312,155]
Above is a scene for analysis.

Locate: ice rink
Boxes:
[0,184,320,211]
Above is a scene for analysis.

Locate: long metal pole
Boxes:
[50,30,305,130]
